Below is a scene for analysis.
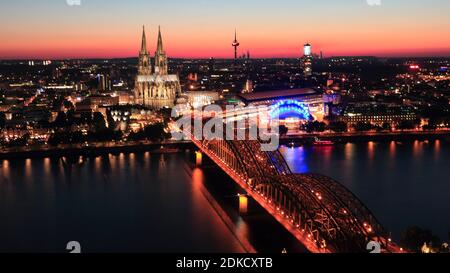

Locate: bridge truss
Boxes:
[190,136,402,253]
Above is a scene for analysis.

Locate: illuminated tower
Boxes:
[154,26,168,75]
[232,29,240,64]
[302,43,312,77]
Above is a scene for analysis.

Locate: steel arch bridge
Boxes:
[190,136,402,253]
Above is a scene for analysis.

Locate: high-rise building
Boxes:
[98,74,111,91]
[302,43,313,77]
[304,43,312,56]
[134,26,181,109]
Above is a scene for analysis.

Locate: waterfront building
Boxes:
[337,103,418,126]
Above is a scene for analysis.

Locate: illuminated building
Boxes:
[114,91,134,105]
[76,95,119,112]
[184,91,220,108]
[110,105,164,132]
[98,74,111,91]
[301,43,313,77]
[270,100,311,120]
[242,79,254,94]
[238,88,325,121]
[134,26,181,109]
[338,104,418,126]
[304,43,312,56]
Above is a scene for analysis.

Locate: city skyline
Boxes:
[0,0,449,59]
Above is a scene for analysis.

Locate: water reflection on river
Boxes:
[0,139,448,252]
[0,152,245,253]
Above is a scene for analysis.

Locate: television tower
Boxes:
[232,29,240,64]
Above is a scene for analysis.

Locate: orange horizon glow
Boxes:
[1,28,448,59]
[1,34,448,60]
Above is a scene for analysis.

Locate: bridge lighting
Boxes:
[239,195,248,214]
[195,151,203,165]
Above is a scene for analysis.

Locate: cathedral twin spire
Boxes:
[140,26,148,54]
[156,26,164,54]
[139,25,168,76]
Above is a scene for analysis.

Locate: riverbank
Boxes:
[280,130,450,145]
[1,131,449,160]
[0,141,194,160]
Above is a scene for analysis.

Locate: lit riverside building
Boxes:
[337,104,419,126]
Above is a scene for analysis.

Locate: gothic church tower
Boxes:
[154,26,168,75]
[138,26,151,76]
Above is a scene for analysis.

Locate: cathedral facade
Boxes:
[134,26,181,109]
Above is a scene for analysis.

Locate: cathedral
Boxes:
[134,26,181,109]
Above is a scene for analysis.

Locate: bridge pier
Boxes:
[238,194,248,214]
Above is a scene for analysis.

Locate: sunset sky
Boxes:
[0,0,449,59]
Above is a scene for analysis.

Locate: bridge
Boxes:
[190,135,402,253]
